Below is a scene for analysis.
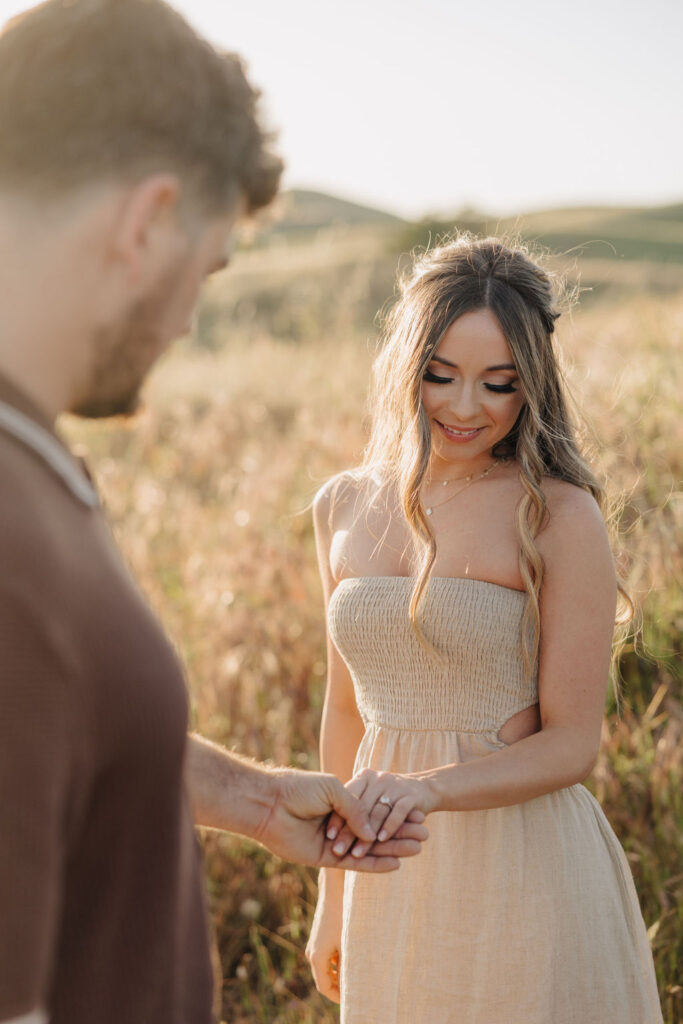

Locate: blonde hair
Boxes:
[360,234,632,713]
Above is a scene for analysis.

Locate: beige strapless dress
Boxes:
[327,576,663,1024]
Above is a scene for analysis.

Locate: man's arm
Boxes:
[184,733,427,870]
[185,733,278,837]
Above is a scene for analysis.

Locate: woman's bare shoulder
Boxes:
[537,477,614,579]
[313,470,378,533]
[313,469,370,511]
[540,476,602,521]
[510,468,602,525]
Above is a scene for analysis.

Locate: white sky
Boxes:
[1,0,682,218]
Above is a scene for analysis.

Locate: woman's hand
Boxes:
[305,889,343,1003]
[326,769,438,859]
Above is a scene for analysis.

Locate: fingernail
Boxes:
[378,830,387,842]
[327,827,338,840]
[333,842,345,855]
[352,845,365,857]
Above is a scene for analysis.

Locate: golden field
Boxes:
[64,223,682,1023]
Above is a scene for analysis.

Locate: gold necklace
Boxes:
[423,459,503,516]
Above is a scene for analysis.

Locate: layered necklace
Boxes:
[422,458,505,516]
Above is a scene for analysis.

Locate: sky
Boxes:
[1,0,682,218]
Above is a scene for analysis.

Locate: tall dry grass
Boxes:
[64,236,682,1023]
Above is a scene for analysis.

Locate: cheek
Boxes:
[420,384,438,417]
[487,389,524,414]
[163,278,203,337]
[511,391,526,417]
[500,393,525,427]
[177,271,201,310]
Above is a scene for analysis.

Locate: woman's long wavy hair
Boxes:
[360,234,633,713]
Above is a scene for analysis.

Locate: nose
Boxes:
[447,381,481,422]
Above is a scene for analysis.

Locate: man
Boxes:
[0,2,427,1022]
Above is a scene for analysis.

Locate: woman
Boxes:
[305,237,663,1023]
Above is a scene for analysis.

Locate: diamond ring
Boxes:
[379,795,393,809]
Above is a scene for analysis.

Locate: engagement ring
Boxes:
[379,795,393,808]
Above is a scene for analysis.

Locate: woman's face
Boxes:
[420,307,525,474]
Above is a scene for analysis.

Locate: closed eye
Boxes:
[423,370,453,384]
[424,370,517,393]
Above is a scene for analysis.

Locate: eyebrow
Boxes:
[431,356,517,371]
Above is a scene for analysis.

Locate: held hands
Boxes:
[255,768,429,871]
[326,768,438,860]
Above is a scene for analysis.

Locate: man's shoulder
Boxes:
[0,430,103,592]
[0,426,95,515]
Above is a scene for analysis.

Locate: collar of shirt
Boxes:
[0,370,99,509]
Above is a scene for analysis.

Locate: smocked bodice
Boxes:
[328,575,538,733]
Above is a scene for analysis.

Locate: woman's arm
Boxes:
[425,483,617,806]
[331,484,619,852]
[311,478,370,876]
[305,477,373,1003]
[305,478,428,1000]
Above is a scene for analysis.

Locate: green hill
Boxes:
[396,201,683,265]
[268,188,406,235]
[260,189,683,264]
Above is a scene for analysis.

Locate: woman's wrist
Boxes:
[410,767,456,814]
[319,865,346,898]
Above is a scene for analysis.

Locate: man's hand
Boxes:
[253,768,428,871]
[185,735,428,871]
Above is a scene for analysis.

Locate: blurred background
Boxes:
[3,0,681,1020]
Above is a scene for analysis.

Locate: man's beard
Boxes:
[70,260,187,420]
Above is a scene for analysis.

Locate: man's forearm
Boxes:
[184,733,278,838]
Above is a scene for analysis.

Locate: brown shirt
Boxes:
[0,375,215,1023]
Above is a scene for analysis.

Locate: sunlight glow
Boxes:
[0,0,681,217]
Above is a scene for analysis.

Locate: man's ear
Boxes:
[110,173,184,287]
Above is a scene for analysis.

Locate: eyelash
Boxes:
[422,370,517,393]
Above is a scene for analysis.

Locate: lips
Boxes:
[437,420,485,441]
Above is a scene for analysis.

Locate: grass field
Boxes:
[64,223,682,1023]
